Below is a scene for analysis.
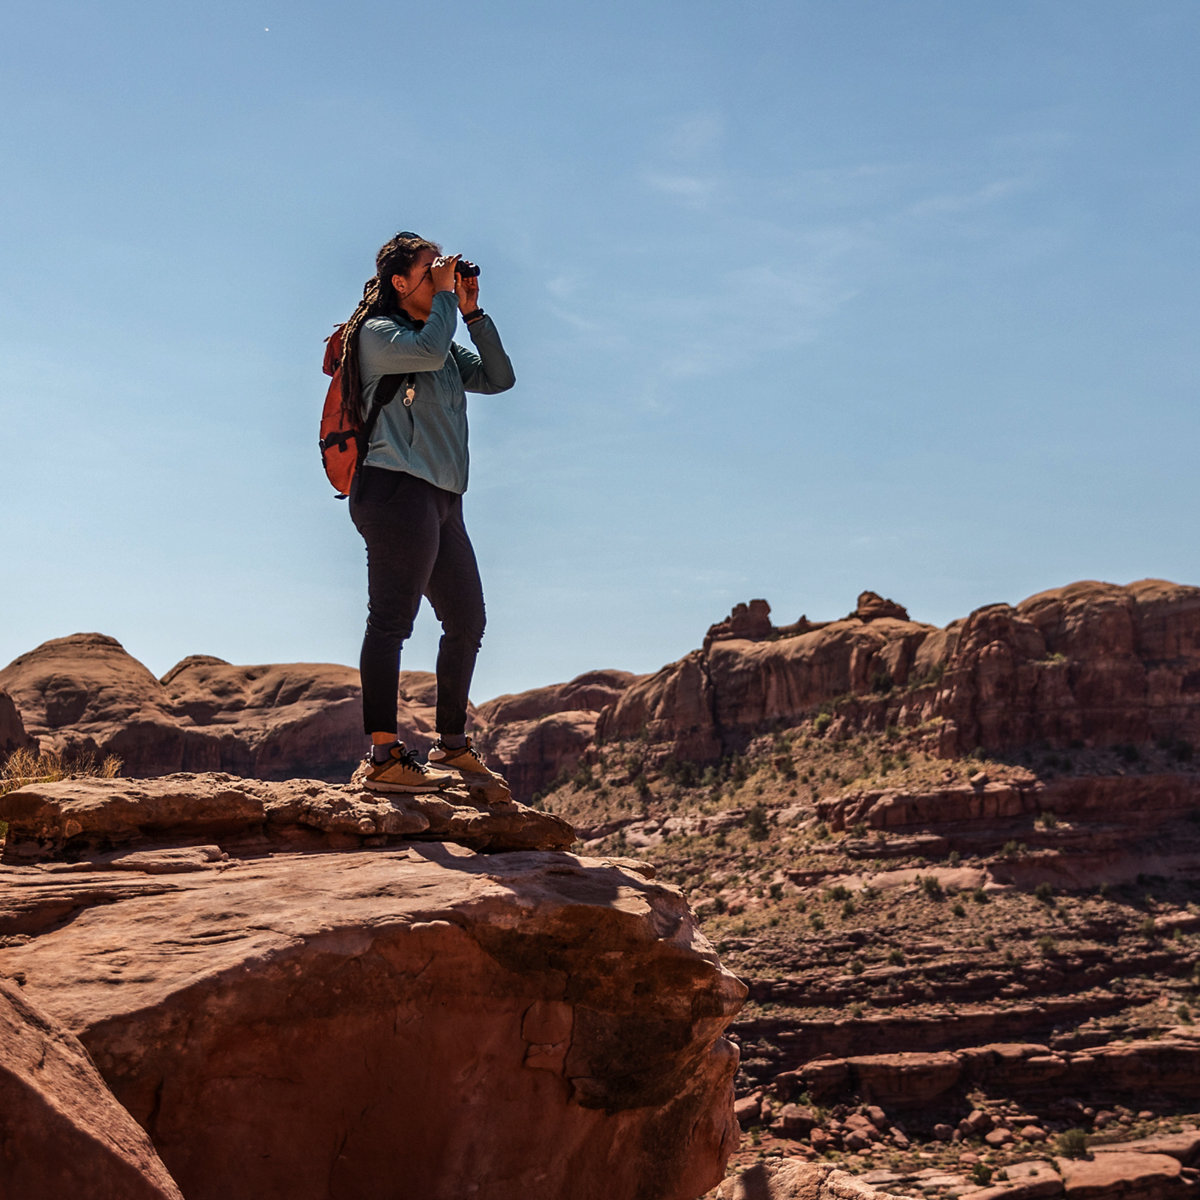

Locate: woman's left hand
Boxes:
[456,271,480,314]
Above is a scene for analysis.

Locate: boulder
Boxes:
[0,979,183,1199]
[716,1161,901,1200]
[0,839,746,1200]
[1056,1152,1187,1200]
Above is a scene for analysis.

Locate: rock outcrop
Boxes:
[600,613,939,760]
[938,580,1200,755]
[0,775,746,1200]
[0,688,34,757]
[0,980,183,1199]
[595,580,1200,763]
[0,772,576,861]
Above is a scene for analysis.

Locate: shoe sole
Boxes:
[428,761,509,785]
[363,778,454,794]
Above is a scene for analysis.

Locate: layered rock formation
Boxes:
[0,773,746,1200]
[597,580,1200,764]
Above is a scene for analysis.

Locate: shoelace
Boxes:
[396,745,428,771]
[441,742,483,766]
[370,744,429,773]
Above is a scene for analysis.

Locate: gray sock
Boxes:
[372,741,399,764]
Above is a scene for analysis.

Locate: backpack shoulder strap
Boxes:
[357,373,410,462]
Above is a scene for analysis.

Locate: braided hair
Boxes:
[338,231,440,424]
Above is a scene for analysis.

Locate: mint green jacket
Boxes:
[358,290,515,494]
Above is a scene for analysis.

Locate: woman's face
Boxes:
[393,249,438,320]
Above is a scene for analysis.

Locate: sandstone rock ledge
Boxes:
[0,777,747,1200]
[0,771,576,861]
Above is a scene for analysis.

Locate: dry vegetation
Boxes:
[0,748,122,838]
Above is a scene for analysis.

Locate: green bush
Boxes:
[1055,1128,1089,1158]
[746,804,770,841]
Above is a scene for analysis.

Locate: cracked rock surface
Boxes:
[0,832,746,1200]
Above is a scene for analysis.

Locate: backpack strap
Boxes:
[356,372,410,464]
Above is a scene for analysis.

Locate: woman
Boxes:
[339,231,515,796]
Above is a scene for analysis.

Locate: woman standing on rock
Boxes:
[338,231,515,797]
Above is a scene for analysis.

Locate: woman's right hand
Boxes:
[430,255,461,294]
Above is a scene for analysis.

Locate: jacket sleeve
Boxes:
[360,292,459,374]
[451,315,516,395]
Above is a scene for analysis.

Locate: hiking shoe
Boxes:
[427,738,511,798]
[362,744,455,794]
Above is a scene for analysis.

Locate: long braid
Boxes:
[339,232,439,425]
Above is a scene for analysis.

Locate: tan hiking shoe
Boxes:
[427,738,512,801]
[362,744,455,794]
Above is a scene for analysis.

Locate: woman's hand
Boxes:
[456,270,480,314]
[430,254,460,294]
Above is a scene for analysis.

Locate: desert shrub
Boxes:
[827,884,852,902]
[888,948,905,966]
[769,882,784,901]
[951,902,966,918]
[2,748,121,800]
[810,913,826,931]
[973,887,990,904]
[1056,1128,1089,1158]
[1,750,123,839]
[850,958,864,975]
[919,875,944,901]
[908,661,946,690]
[1038,811,1059,829]
[1037,935,1057,956]
[971,1164,993,1186]
[1035,882,1055,904]
[841,899,856,919]
[813,713,832,736]
[746,804,770,841]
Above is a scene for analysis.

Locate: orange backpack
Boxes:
[319,324,409,499]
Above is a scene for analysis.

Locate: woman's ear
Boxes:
[391,273,406,297]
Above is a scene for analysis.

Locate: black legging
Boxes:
[349,465,485,736]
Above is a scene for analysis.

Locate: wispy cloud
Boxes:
[905,176,1030,218]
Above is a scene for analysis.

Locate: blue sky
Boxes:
[3,1,1197,701]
